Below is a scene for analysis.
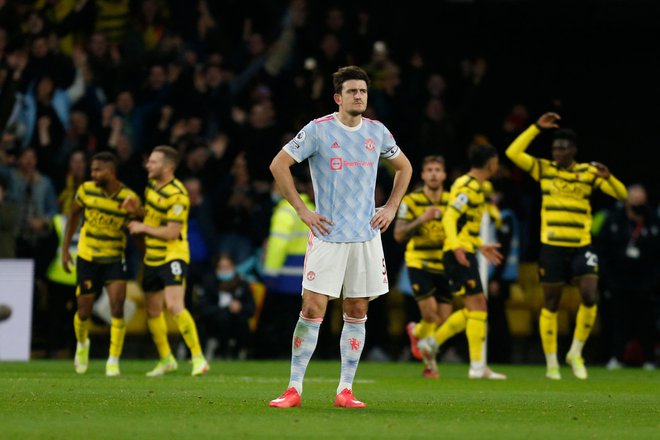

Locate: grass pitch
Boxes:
[1,360,658,439]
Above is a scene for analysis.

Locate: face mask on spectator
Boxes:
[216,271,236,282]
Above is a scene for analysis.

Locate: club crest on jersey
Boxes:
[330,157,343,170]
[364,138,375,151]
[306,271,316,281]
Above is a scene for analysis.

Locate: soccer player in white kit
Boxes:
[269,66,412,408]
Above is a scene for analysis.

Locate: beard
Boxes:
[346,107,364,117]
[95,178,108,189]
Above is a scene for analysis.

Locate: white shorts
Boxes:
[302,233,389,299]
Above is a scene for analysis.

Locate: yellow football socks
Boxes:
[465,310,487,362]
[109,317,126,358]
[173,309,202,357]
[539,308,559,367]
[569,304,598,356]
[434,308,468,346]
[73,312,89,344]
[414,320,436,339]
[147,313,172,359]
[574,304,597,343]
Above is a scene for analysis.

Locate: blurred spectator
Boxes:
[60,108,98,166]
[239,100,283,189]
[214,152,257,264]
[3,147,57,273]
[182,176,217,312]
[199,254,255,360]
[594,184,660,370]
[56,149,86,212]
[95,0,130,45]
[0,174,17,258]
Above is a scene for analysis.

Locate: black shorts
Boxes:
[142,260,188,292]
[442,251,484,296]
[76,257,127,297]
[407,267,452,303]
[538,244,598,284]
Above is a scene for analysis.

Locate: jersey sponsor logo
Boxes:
[364,138,375,151]
[306,271,316,281]
[330,157,376,170]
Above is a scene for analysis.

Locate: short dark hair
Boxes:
[153,145,180,168]
[91,151,118,170]
[332,66,370,94]
[553,128,577,146]
[422,155,445,169]
[468,143,498,168]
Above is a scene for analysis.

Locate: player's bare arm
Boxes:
[393,207,441,243]
[128,220,182,241]
[62,201,82,273]
[270,149,332,236]
[372,151,412,232]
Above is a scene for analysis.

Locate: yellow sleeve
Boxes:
[397,195,415,221]
[166,194,189,223]
[442,206,461,250]
[74,184,86,207]
[597,174,628,201]
[505,125,541,178]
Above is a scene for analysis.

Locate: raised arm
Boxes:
[506,112,561,174]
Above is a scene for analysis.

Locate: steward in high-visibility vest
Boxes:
[262,193,315,294]
[46,213,79,286]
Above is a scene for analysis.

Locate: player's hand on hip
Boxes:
[453,247,470,267]
[300,210,332,236]
[371,205,396,232]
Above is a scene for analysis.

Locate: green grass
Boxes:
[1,360,658,439]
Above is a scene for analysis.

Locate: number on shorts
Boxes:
[170,261,182,276]
[585,251,598,267]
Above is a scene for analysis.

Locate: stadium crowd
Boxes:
[0,0,657,369]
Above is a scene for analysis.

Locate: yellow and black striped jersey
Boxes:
[143,178,190,266]
[397,189,450,272]
[442,174,486,253]
[75,181,138,263]
[506,125,628,247]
